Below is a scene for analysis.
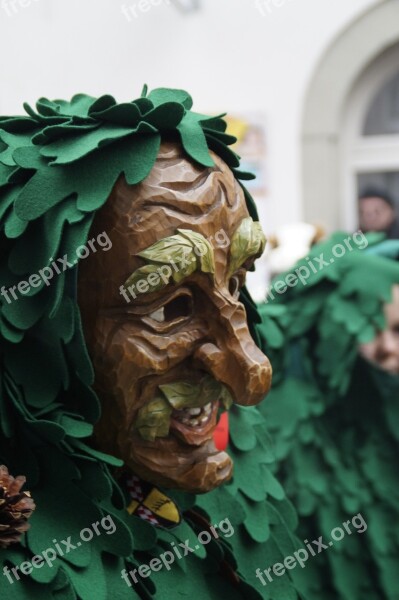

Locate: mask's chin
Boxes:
[125,436,233,493]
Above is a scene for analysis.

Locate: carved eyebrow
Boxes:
[227,217,267,278]
[122,229,215,298]
[121,218,266,300]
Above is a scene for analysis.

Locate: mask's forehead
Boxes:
[120,141,248,251]
[78,142,250,308]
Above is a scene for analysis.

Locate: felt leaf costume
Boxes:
[258,233,399,600]
[0,88,299,599]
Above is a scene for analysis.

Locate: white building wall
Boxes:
[0,0,380,234]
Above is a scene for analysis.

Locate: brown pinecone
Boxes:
[0,465,36,549]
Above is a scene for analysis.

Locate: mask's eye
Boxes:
[148,294,193,325]
[148,307,166,323]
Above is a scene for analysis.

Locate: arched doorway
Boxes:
[302,1,399,232]
[342,43,399,229]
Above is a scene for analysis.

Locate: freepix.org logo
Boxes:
[121,0,171,21]
[255,0,295,17]
[3,515,117,584]
[255,513,368,586]
[121,517,235,587]
[0,231,112,306]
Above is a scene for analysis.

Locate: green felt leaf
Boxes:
[0,131,35,166]
[195,485,246,528]
[88,94,117,116]
[7,396,66,444]
[232,169,256,181]
[40,124,148,165]
[144,102,185,129]
[60,415,93,438]
[243,497,271,543]
[69,440,123,468]
[205,133,241,169]
[0,185,23,222]
[15,134,161,220]
[74,461,113,503]
[260,314,285,349]
[202,127,237,147]
[177,111,215,168]
[2,289,49,331]
[8,197,84,276]
[229,407,258,452]
[88,102,141,126]
[147,87,193,110]
[65,304,94,385]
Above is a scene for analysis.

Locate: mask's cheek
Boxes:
[125,317,206,366]
[91,317,207,409]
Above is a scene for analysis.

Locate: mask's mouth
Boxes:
[170,400,220,446]
[172,402,213,428]
[134,375,233,446]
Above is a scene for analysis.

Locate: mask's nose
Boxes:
[194,294,272,406]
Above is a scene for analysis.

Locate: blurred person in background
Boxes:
[359,188,399,239]
[359,284,399,375]
[257,234,399,600]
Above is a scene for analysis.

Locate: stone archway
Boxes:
[302,0,399,231]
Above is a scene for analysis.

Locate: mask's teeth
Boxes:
[172,403,214,427]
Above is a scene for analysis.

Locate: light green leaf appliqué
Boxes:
[137,233,195,265]
[228,217,266,278]
[123,229,216,297]
[124,264,167,294]
[159,375,222,411]
[135,395,173,441]
[177,229,215,275]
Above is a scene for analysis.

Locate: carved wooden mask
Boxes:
[78,142,272,493]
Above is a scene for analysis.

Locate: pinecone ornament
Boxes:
[0,465,35,549]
